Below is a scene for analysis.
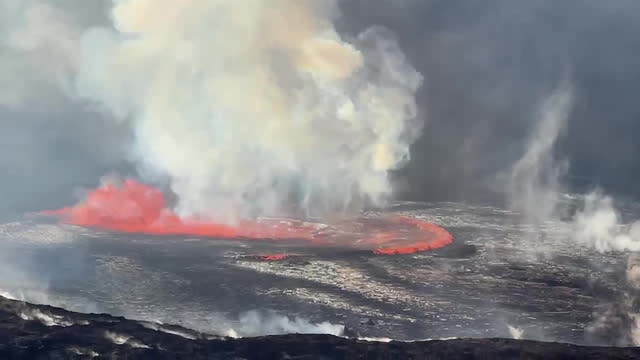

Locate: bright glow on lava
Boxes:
[42,180,453,256]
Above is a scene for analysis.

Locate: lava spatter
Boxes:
[42,180,453,255]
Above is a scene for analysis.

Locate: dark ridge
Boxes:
[1,295,639,359]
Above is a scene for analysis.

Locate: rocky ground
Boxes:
[1,295,639,360]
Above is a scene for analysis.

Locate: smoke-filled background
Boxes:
[2,0,424,221]
[2,0,640,215]
[340,0,640,205]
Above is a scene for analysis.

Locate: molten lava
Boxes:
[42,180,453,256]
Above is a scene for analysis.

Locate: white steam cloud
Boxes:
[225,310,344,338]
[573,192,640,345]
[508,80,573,223]
[502,80,640,344]
[573,192,640,252]
[74,0,423,220]
[508,325,524,340]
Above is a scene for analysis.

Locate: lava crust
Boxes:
[1,295,639,360]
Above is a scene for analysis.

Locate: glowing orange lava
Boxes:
[42,180,453,255]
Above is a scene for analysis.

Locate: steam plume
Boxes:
[75,0,422,220]
[573,192,640,345]
[225,310,344,338]
[573,192,640,252]
[507,80,573,223]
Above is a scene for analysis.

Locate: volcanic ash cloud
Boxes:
[75,0,423,221]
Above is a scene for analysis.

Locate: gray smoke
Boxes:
[573,193,640,345]
[1,1,640,213]
[225,310,344,338]
[73,0,422,221]
[0,1,78,107]
[337,1,640,203]
[574,193,640,253]
[0,0,128,215]
[507,81,573,223]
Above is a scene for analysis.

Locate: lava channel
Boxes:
[41,180,453,256]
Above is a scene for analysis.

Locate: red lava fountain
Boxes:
[42,180,453,256]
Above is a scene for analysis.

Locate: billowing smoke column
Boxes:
[75,0,423,221]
